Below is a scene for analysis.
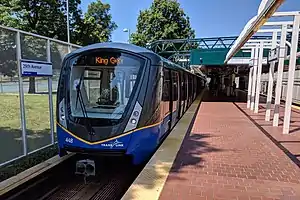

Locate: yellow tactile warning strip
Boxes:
[0,153,74,196]
[292,104,300,110]
[121,91,204,200]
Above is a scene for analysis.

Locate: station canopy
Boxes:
[225,0,285,63]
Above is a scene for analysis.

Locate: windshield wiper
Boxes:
[75,71,94,137]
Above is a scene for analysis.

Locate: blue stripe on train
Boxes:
[57,115,172,165]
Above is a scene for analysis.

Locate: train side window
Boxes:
[171,70,179,101]
[162,68,170,101]
[180,72,185,100]
[189,75,192,101]
[185,73,188,103]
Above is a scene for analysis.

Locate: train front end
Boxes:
[56,43,152,165]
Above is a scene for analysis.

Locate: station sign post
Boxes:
[19,57,55,151]
[267,47,279,62]
[20,59,53,77]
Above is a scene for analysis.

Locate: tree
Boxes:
[131,0,195,47]
[0,0,69,93]
[0,0,116,93]
[0,30,17,78]
[73,0,117,46]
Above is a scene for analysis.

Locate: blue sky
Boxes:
[80,0,300,42]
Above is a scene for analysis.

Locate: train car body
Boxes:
[56,42,206,165]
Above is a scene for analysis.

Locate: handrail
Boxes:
[0,25,82,48]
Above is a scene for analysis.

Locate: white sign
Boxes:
[268,47,278,62]
[21,60,52,77]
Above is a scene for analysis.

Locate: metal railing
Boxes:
[0,25,82,167]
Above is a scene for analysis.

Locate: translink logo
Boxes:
[101,139,124,148]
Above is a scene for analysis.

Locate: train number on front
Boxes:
[65,137,73,143]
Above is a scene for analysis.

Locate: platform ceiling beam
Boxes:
[225,0,286,63]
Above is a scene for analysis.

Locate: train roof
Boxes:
[65,42,205,79]
[69,42,154,56]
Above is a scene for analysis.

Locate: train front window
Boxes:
[69,51,144,120]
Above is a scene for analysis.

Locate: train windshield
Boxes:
[69,51,145,120]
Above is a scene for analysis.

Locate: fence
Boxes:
[260,69,300,104]
[0,25,82,166]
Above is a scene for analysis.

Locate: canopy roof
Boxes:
[225,0,285,63]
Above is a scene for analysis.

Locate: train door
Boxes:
[180,72,186,117]
[193,76,197,99]
[170,70,180,128]
[177,71,182,119]
[185,73,189,110]
[161,68,172,135]
[190,75,193,104]
[187,75,191,106]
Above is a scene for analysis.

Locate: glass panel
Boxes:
[68,51,144,122]
[171,71,178,112]
[20,33,51,152]
[51,42,68,140]
[162,68,170,117]
[0,28,23,164]
[23,93,51,152]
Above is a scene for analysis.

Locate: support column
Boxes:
[254,41,264,113]
[247,48,255,108]
[16,31,27,155]
[47,40,55,144]
[247,67,253,108]
[283,15,300,134]
[251,46,259,111]
[273,24,288,126]
[265,31,278,121]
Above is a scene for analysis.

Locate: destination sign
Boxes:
[21,60,53,77]
[75,51,143,67]
[95,56,123,65]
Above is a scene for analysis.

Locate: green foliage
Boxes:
[0,0,116,93]
[131,0,195,47]
[74,0,117,45]
[0,30,17,77]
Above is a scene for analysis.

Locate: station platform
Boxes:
[123,91,300,200]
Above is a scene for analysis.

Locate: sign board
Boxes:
[21,59,52,77]
[249,58,254,67]
[235,77,240,88]
[268,47,279,62]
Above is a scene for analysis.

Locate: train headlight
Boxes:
[131,118,137,124]
[124,101,142,132]
[60,114,65,120]
[133,111,139,117]
[59,98,67,127]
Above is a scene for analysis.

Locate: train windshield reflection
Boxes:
[69,52,144,119]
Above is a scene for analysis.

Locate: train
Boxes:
[56,42,206,165]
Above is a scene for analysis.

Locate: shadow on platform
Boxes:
[227,90,300,168]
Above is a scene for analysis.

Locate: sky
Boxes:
[80,0,300,43]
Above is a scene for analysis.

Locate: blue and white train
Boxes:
[56,42,206,165]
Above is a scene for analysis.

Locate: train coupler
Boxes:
[75,159,96,184]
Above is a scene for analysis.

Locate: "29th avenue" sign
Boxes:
[21,59,53,77]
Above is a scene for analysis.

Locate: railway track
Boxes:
[2,155,144,200]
